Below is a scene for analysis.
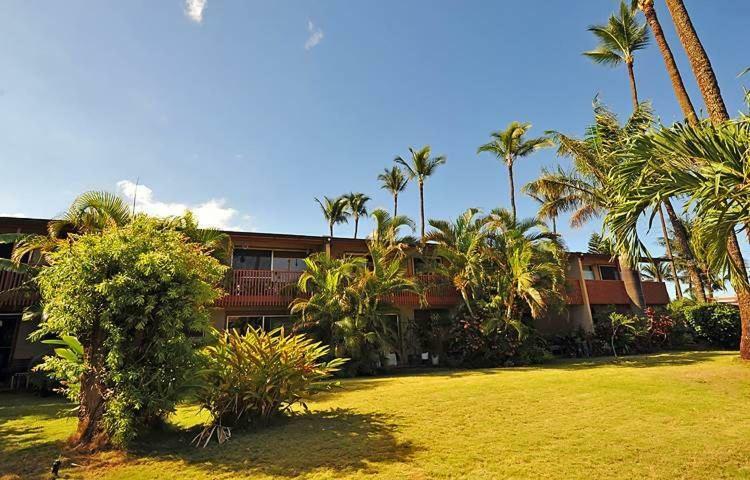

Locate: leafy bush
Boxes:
[589,306,677,357]
[193,327,345,446]
[35,216,227,448]
[34,335,86,401]
[682,303,740,349]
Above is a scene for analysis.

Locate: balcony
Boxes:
[216,269,461,309]
[0,271,37,310]
[565,279,584,305]
[584,279,670,305]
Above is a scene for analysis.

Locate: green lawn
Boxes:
[2,351,750,479]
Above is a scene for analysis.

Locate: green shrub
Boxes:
[682,303,740,349]
[193,327,345,446]
[35,216,227,447]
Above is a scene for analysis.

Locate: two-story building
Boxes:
[0,216,670,375]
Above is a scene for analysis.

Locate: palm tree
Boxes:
[587,232,617,257]
[663,0,728,124]
[477,122,552,222]
[606,117,750,357]
[523,187,562,234]
[369,208,416,250]
[483,208,566,330]
[315,196,350,237]
[640,260,670,282]
[343,192,370,239]
[377,166,409,216]
[634,0,697,125]
[395,146,446,241]
[524,103,649,310]
[584,1,650,110]
[425,208,487,317]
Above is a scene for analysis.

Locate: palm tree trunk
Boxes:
[640,0,698,125]
[354,216,359,239]
[664,0,729,124]
[626,60,639,110]
[665,0,750,358]
[419,180,425,241]
[619,253,646,312]
[329,223,334,237]
[393,194,398,217]
[507,161,517,222]
[662,200,706,301]
[727,232,750,359]
[656,204,682,298]
[552,216,557,235]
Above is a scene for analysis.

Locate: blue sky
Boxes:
[1,0,749,255]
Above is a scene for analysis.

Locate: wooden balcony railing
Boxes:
[0,270,37,310]
[385,273,461,307]
[217,270,303,308]
[216,270,461,309]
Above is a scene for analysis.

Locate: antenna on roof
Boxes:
[131,177,139,216]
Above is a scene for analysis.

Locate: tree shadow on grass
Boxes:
[0,394,75,479]
[541,350,733,371]
[135,408,421,478]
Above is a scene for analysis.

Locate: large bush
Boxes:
[681,303,741,349]
[193,327,345,446]
[35,216,226,448]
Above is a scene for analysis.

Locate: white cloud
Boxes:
[184,0,207,24]
[116,180,252,231]
[305,20,324,50]
[0,212,25,218]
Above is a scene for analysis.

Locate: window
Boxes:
[272,251,307,272]
[599,265,620,281]
[233,249,271,270]
[413,257,440,274]
[0,243,12,260]
[582,265,596,280]
[227,315,293,332]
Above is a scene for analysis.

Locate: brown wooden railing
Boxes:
[217,269,303,308]
[216,270,461,309]
[0,270,37,309]
[385,273,461,307]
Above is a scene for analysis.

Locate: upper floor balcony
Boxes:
[215,269,461,309]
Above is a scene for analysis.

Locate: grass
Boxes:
[2,351,750,479]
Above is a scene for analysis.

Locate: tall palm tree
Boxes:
[343,192,370,239]
[606,117,750,356]
[524,103,649,310]
[584,1,650,110]
[315,196,350,237]
[477,122,551,222]
[377,166,409,216]
[395,146,446,241]
[523,187,562,234]
[634,0,697,125]
[586,0,701,301]
[663,0,728,124]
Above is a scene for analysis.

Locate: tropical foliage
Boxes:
[395,146,446,240]
[34,215,227,449]
[192,327,345,446]
[343,192,370,239]
[478,122,552,221]
[377,166,409,216]
[315,195,350,237]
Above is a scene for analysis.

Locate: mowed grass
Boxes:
[2,351,750,479]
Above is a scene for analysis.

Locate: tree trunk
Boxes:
[552,216,557,235]
[507,161,516,222]
[664,0,729,124]
[393,194,398,217]
[657,203,681,298]
[329,224,333,237]
[640,0,698,125]
[69,320,110,451]
[619,254,646,312]
[354,216,359,239]
[626,60,639,110]
[419,180,425,241]
[662,200,708,301]
[727,232,750,359]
